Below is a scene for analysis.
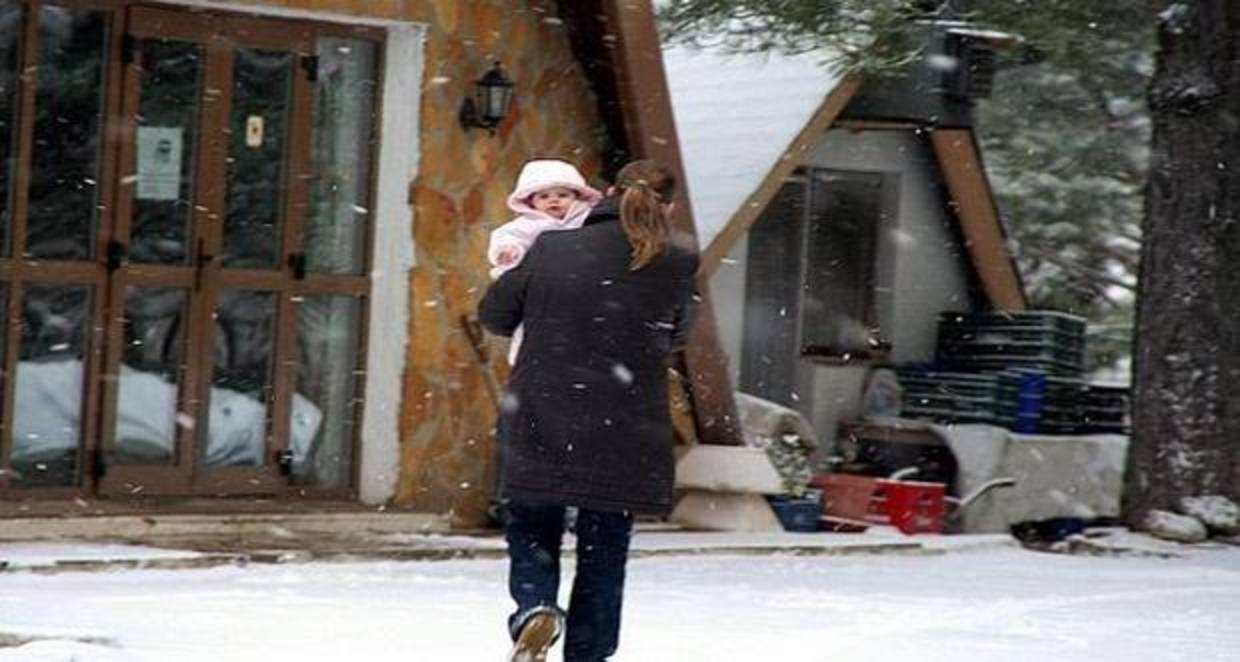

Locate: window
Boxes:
[799,169,888,357]
[741,167,891,401]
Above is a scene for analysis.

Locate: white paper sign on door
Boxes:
[136,126,184,201]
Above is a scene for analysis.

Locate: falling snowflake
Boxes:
[612,363,634,386]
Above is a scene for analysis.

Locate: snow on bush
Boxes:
[735,392,818,496]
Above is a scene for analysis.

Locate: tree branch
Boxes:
[1018,244,1137,293]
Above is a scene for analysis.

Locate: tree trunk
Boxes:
[1123,1,1240,525]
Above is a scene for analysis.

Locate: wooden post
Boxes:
[601,0,743,445]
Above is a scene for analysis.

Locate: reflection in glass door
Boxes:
[193,32,310,494]
[105,36,203,480]
[126,38,201,266]
[204,289,278,469]
[199,44,297,477]
[97,7,379,497]
[26,5,109,261]
[11,284,94,487]
[222,47,293,270]
[1,4,110,493]
[113,286,190,466]
[97,8,316,495]
[2,3,380,499]
[291,36,378,490]
[0,2,19,258]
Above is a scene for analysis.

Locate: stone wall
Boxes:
[273,0,610,525]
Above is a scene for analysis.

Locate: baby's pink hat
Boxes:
[506,159,603,212]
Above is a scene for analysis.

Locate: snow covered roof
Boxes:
[660,44,1026,309]
[662,45,846,247]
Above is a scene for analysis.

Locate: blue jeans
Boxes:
[504,502,634,662]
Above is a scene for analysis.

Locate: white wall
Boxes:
[711,240,748,380]
[708,128,977,456]
[359,23,425,505]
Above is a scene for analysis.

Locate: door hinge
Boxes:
[300,54,318,82]
[106,240,128,271]
[121,35,148,68]
[288,252,307,280]
[194,239,214,292]
[274,449,295,477]
[121,34,136,64]
[92,450,110,479]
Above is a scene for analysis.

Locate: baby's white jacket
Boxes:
[487,201,593,279]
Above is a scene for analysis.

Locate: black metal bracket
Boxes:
[300,54,319,83]
[288,252,307,280]
[194,239,213,291]
[92,450,110,479]
[121,35,149,69]
[274,449,295,477]
[106,240,127,271]
[121,34,136,64]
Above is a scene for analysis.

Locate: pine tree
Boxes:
[1123,1,1240,517]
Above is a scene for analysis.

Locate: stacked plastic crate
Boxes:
[895,368,1015,427]
[936,311,1087,376]
[896,312,1129,434]
[1079,384,1129,434]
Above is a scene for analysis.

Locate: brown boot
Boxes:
[508,608,563,662]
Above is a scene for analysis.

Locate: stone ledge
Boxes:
[0,511,451,542]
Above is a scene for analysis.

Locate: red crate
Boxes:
[877,479,945,535]
[813,473,946,535]
[812,473,886,523]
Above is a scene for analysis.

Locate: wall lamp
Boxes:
[459,62,515,134]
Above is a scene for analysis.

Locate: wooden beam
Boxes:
[555,0,630,176]
[929,129,1027,311]
[602,0,743,445]
[700,76,862,276]
[833,118,923,132]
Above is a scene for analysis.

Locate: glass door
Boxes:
[1,1,379,501]
[97,7,315,496]
[0,2,111,495]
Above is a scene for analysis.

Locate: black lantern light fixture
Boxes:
[459,62,515,133]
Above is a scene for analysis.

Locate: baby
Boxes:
[488,159,602,363]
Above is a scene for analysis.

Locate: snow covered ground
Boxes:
[3,542,1239,661]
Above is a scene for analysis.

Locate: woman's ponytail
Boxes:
[615,160,676,270]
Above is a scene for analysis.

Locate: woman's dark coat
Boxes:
[478,198,699,514]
